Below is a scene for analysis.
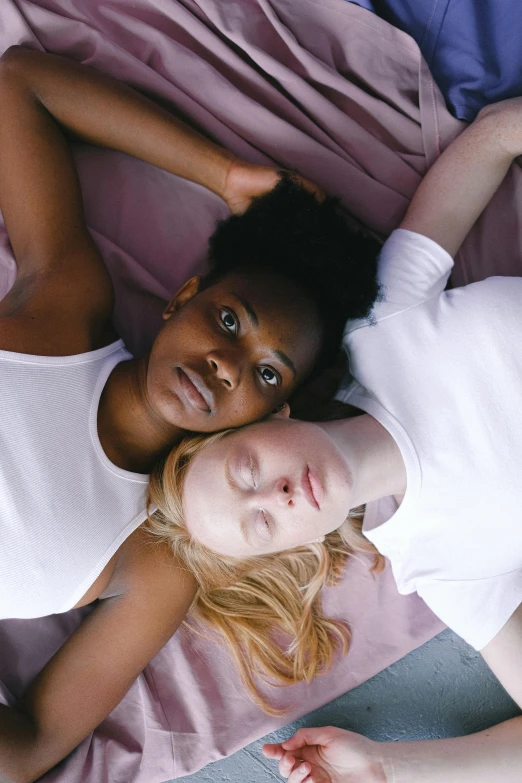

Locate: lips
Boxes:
[176,367,214,413]
[301,466,323,510]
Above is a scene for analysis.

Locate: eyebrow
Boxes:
[231,293,258,327]
[231,293,297,379]
[273,350,296,379]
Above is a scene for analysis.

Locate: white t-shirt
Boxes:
[337,229,522,650]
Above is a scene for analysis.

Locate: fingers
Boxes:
[279,751,298,778]
[301,178,327,203]
[277,752,312,781]
[284,171,326,203]
[282,726,336,751]
[262,742,285,760]
[263,742,319,782]
[287,760,313,783]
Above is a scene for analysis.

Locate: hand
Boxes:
[222,159,325,215]
[262,726,388,783]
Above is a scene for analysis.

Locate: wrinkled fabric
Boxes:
[0,0,521,780]
[348,0,522,121]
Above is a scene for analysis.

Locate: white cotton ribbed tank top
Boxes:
[0,340,149,619]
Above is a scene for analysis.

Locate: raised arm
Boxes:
[400,98,522,257]
[0,46,303,354]
[0,530,196,783]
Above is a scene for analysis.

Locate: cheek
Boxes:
[275,513,317,552]
[156,317,190,357]
[148,326,179,381]
[216,385,276,425]
[145,346,170,401]
[160,302,215,355]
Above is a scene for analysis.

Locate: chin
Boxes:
[151,389,188,429]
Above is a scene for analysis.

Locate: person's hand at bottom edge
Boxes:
[262,726,387,783]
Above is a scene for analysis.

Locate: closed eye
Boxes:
[254,509,273,542]
[220,307,238,335]
[249,455,256,487]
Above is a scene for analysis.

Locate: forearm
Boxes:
[400,107,519,257]
[2,46,235,201]
[381,715,522,783]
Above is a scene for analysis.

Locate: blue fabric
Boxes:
[347,1,522,121]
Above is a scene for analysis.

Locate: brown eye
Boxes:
[220,308,238,335]
[259,366,280,387]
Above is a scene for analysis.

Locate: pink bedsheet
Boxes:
[0,1,520,780]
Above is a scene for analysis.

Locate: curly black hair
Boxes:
[204,173,381,373]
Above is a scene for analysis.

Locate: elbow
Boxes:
[0,45,38,84]
[0,46,24,88]
[0,45,27,69]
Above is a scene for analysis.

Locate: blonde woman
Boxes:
[149,97,522,781]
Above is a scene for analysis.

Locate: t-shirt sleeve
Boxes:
[375,228,454,311]
[416,571,522,650]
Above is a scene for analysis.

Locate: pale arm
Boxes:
[400,98,522,257]
[263,604,522,783]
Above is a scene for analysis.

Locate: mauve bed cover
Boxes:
[0,1,521,781]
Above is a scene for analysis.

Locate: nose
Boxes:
[207,348,241,389]
[273,477,295,507]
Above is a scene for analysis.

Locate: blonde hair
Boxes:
[147,423,383,714]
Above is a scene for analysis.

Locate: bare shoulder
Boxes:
[0,257,115,356]
[102,524,197,605]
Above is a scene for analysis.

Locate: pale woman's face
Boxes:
[182,417,353,557]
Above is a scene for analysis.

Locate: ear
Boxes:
[270,402,291,419]
[163,275,201,321]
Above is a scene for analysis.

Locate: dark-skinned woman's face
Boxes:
[146,270,323,433]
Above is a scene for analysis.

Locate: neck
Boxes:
[98,356,185,473]
[317,414,407,507]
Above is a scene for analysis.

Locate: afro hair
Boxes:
[204,172,381,372]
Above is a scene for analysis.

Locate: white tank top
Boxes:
[0,340,149,619]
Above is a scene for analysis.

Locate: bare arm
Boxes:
[263,605,522,783]
[0,47,238,205]
[0,529,196,783]
[0,47,114,354]
[400,98,522,258]
[0,46,296,355]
